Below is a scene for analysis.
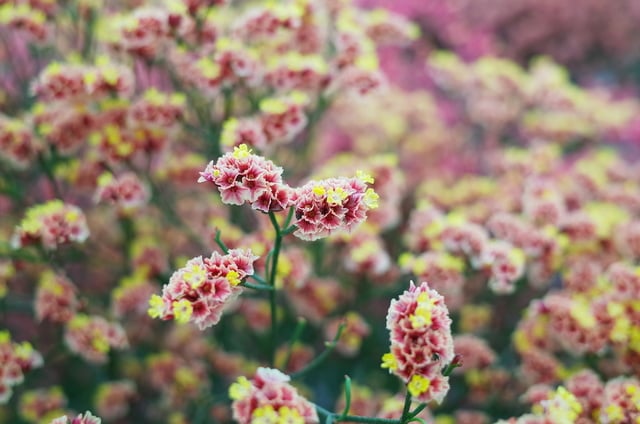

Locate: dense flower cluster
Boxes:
[148,249,258,329]
[229,367,319,423]
[291,173,379,241]
[381,281,455,403]
[198,145,293,212]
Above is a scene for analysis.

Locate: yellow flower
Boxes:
[408,374,430,397]
[381,352,398,371]
[172,299,193,324]
[229,376,252,400]
[147,294,165,319]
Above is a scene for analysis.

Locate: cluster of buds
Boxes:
[148,249,258,330]
[381,281,455,403]
[0,331,43,404]
[11,200,90,250]
[229,367,319,423]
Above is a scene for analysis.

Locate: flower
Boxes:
[49,411,102,424]
[148,249,258,329]
[291,174,379,241]
[229,367,318,424]
[381,281,455,404]
[198,145,293,213]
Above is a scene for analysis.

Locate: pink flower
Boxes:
[291,174,379,241]
[0,333,43,404]
[381,281,454,404]
[229,367,319,424]
[198,145,293,213]
[148,249,258,330]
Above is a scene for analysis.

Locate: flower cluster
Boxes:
[381,281,455,403]
[198,145,292,213]
[0,331,43,404]
[148,249,258,330]
[291,173,379,241]
[229,367,319,424]
[11,200,90,250]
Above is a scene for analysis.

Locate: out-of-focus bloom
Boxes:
[481,240,526,294]
[229,367,319,423]
[287,277,346,323]
[220,118,267,151]
[49,411,102,424]
[198,145,293,213]
[94,172,150,213]
[111,268,157,318]
[0,261,15,298]
[598,377,640,424]
[148,249,258,329]
[325,312,370,357]
[0,4,50,41]
[94,381,136,421]
[381,281,454,404]
[259,92,309,144]
[19,386,67,423]
[146,352,209,405]
[0,114,39,168]
[452,335,496,373]
[33,103,94,155]
[64,315,128,363]
[275,343,314,374]
[34,271,78,323]
[130,88,185,128]
[0,331,43,404]
[291,172,379,241]
[12,200,90,250]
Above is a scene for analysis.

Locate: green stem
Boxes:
[291,322,345,379]
[267,211,284,366]
[281,318,306,370]
[315,404,401,424]
[399,390,412,422]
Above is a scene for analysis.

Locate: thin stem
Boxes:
[214,229,229,254]
[315,405,401,424]
[338,376,352,419]
[406,404,427,421]
[240,281,274,291]
[267,211,284,366]
[399,390,412,422]
[291,322,345,379]
[281,318,307,370]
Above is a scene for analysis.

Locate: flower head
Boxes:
[381,281,454,404]
[230,367,318,424]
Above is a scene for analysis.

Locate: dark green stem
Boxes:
[267,211,284,366]
[399,390,412,422]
